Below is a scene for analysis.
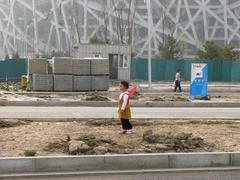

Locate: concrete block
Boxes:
[91,58,109,75]
[0,158,35,174]
[54,75,73,92]
[72,58,91,75]
[169,153,230,168]
[32,74,53,91]
[35,156,105,172]
[92,76,109,91]
[73,76,92,91]
[52,57,72,74]
[231,153,240,166]
[28,58,47,75]
[104,154,169,170]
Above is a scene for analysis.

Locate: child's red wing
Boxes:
[129,86,137,98]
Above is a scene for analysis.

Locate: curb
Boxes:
[0,100,239,107]
[0,152,240,174]
[1,167,240,179]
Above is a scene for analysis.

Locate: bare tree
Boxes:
[72,0,81,44]
[113,0,136,45]
[101,1,109,43]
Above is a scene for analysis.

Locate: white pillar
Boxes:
[83,0,88,43]
[33,0,38,54]
[146,0,152,88]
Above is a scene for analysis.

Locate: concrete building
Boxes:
[73,44,131,81]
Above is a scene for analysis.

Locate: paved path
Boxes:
[0,106,239,120]
[5,171,240,180]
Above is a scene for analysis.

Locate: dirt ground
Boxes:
[0,82,240,102]
[0,91,240,102]
[0,119,239,157]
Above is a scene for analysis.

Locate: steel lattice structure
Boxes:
[0,0,240,58]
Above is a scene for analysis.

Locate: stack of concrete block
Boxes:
[73,76,92,91]
[28,58,48,75]
[29,56,110,92]
[72,58,91,75]
[32,74,53,91]
[92,76,109,91]
[52,57,73,91]
[91,58,109,75]
[52,57,73,74]
[54,75,73,92]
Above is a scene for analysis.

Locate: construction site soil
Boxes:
[0,119,239,157]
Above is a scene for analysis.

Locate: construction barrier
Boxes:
[0,59,27,82]
[131,58,240,82]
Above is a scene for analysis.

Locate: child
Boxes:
[118,81,133,135]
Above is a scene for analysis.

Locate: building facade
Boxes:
[0,0,240,59]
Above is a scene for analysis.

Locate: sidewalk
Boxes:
[0,107,239,120]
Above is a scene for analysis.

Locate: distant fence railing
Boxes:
[131,58,240,82]
[0,59,27,82]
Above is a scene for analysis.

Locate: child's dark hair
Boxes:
[120,81,129,89]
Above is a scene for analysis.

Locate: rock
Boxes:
[137,148,145,153]
[123,148,132,154]
[156,144,169,151]
[94,146,108,155]
[77,134,97,147]
[143,147,152,153]
[143,130,160,144]
[69,140,91,155]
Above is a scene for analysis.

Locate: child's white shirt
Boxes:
[119,91,129,111]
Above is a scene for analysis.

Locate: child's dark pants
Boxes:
[121,119,132,130]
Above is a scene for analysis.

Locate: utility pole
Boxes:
[146,0,152,88]
[33,0,38,55]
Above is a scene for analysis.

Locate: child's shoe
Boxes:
[126,129,133,135]
[120,130,127,134]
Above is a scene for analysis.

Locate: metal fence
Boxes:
[131,58,240,82]
[0,59,27,82]
[0,58,240,83]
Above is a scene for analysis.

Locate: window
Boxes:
[119,55,128,68]
[113,55,118,68]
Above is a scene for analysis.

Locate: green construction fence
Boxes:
[0,58,239,83]
[131,58,240,82]
[0,59,27,82]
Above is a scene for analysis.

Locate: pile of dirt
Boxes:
[44,130,215,155]
[142,130,215,152]
[152,95,189,102]
[0,82,19,91]
[44,139,69,153]
[85,93,110,101]
[44,134,121,155]
[24,150,37,157]
[0,119,29,128]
